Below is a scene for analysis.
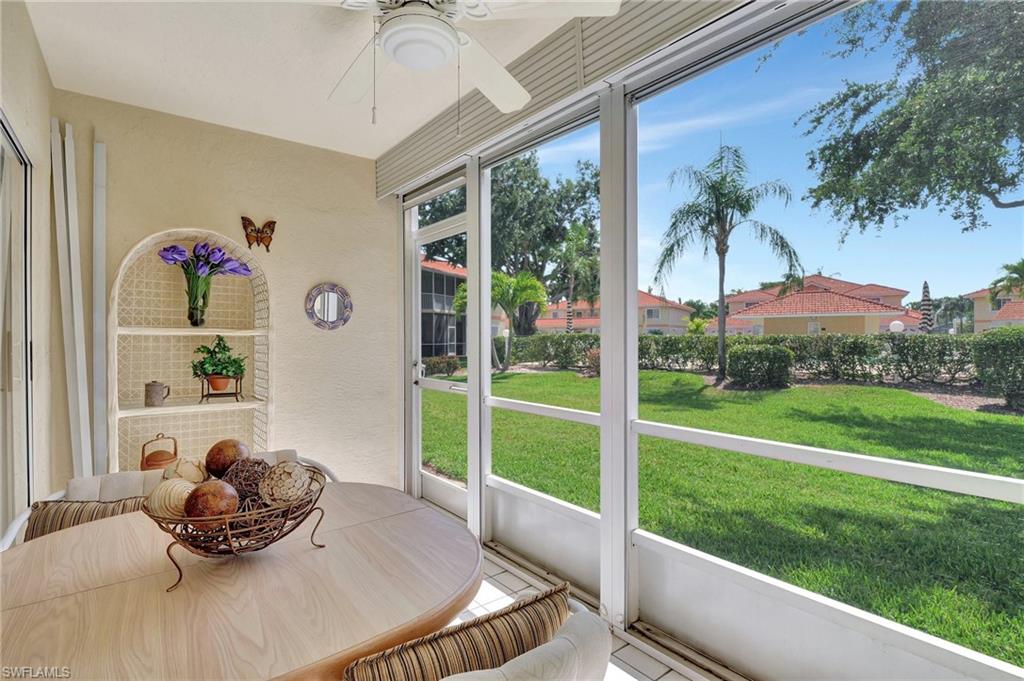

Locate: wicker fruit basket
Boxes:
[143,464,327,591]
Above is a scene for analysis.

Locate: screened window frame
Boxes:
[396,1,1024,674]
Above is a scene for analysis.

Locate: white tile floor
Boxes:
[450,555,689,681]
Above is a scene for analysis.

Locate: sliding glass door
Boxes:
[0,113,32,532]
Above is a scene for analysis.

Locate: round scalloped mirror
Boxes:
[305,282,353,330]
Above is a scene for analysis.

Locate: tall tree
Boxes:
[919,281,934,333]
[799,0,1024,236]
[760,271,805,295]
[423,152,599,335]
[455,271,547,372]
[552,223,599,333]
[655,145,801,380]
[989,259,1024,305]
[684,299,717,320]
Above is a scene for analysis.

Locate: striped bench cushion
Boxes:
[24,497,147,541]
[344,583,571,681]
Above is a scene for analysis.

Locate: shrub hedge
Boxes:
[972,327,1024,408]
[727,345,794,388]
[510,331,1000,386]
[423,355,460,376]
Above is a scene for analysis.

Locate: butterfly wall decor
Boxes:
[241,217,276,253]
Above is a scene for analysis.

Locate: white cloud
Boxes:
[637,87,829,153]
[535,132,600,165]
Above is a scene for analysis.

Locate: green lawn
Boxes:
[422,370,1024,666]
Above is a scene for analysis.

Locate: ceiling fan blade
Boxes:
[327,35,385,104]
[460,0,621,20]
[458,30,530,114]
[339,0,380,9]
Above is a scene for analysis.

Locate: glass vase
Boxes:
[185,275,212,327]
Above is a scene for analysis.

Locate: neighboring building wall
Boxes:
[763,315,877,336]
[971,294,1021,331]
[642,305,688,335]
[52,91,401,488]
[973,296,995,330]
[420,267,466,358]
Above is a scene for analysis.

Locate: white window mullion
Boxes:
[466,156,492,540]
[599,84,639,630]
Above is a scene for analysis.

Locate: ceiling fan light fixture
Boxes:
[378,11,458,71]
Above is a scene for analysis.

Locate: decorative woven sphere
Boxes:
[162,457,207,484]
[184,480,239,529]
[147,478,196,517]
[205,439,251,478]
[222,458,271,501]
[259,461,312,506]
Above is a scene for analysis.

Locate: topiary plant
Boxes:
[972,327,1024,409]
[191,335,247,379]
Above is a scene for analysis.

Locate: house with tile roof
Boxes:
[961,287,1024,331]
[420,257,508,357]
[536,291,695,335]
[724,274,920,336]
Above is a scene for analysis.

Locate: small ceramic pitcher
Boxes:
[144,380,171,407]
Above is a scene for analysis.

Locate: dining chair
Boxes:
[440,600,611,681]
[344,583,612,681]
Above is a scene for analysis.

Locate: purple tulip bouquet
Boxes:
[158,242,252,326]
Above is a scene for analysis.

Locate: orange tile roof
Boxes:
[735,289,907,318]
[725,289,777,304]
[994,300,1024,321]
[801,274,861,293]
[844,283,909,298]
[420,256,467,278]
[548,292,693,313]
[963,286,1021,299]
[535,317,600,330]
[726,274,863,303]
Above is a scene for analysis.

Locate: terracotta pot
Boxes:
[207,375,231,391]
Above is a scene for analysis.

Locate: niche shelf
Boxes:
[108,229,271,472]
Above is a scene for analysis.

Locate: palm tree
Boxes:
[455,271,547,372]
[989,259,1024,305]
[654,145,801,380]
[553,223,599,333]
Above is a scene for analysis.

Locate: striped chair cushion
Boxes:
[344,583,571,681]
[23,497,147,541]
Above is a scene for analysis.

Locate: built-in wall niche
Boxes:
[108,229,271,472]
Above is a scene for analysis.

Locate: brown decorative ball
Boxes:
[205,439,251,478]
[222,458,271,501]
[184,480,239,529]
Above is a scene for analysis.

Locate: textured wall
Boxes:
[1,1,71,499]
[52,91,402,487]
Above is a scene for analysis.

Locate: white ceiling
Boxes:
[26,2,566,159]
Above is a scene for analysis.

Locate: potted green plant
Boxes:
[191,335,246,391]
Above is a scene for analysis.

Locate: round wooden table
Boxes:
[0,483,482,680]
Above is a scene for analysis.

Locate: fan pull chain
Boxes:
[456,47,462,137]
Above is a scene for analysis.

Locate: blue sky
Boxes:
[533,10,1023,303]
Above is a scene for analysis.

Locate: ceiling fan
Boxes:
[329,0,622,117]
